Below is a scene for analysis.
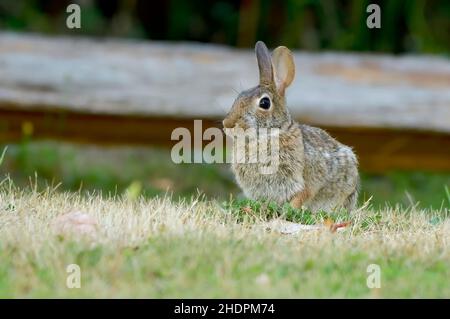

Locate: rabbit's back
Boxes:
[300,124,359,211]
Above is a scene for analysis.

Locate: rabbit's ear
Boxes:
[272,46,295,95]
[255,41,274,86]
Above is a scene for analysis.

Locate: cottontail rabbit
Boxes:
[223,41,359,212]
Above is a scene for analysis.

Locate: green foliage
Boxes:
[445,185,450,207]
[222,197,396,233]
[361,171,450,209]
[223,198,354,224]
[0,0,448,54]
[0,146,7,166]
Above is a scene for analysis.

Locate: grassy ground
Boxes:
[1,141,449,209]
[0,181,449,298]
[0,141,449,298]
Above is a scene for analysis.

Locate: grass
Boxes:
[0,141,449,297]
[0,141,238,200]
[1,141,449,209]
[224,198,355,225]
[0,181,449,298]
[0,146,7,166]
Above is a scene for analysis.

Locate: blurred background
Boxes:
[0,0,449,209]
[1,0,449,53]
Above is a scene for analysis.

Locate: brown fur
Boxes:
[223,41,359,212]
[290,188,311,209]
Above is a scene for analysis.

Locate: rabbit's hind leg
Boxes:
[305,187,346,213]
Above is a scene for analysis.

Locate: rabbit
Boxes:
[223,41,359,212]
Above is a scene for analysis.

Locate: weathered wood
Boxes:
[1,32,449,132]
[0,32,449,171]
[1,107,449,172]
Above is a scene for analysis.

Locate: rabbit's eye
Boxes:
[259,97,271,110]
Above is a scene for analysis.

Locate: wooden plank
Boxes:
[0,32,449,133]
[1,107,449,172]
[0,32,449,172]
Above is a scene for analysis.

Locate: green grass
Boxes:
[445,185,450,207]
[0,182,449,298]
[0,146,7,166]
[0,141,449,297]
[224,198,355,225]
[1,141,449,210]
[0,141,238,200]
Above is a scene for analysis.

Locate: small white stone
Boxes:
[255,273,270,286]
[52,210,98,238]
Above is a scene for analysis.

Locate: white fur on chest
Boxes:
[229,129,305,204]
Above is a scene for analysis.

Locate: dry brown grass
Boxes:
[0,179,449,298]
